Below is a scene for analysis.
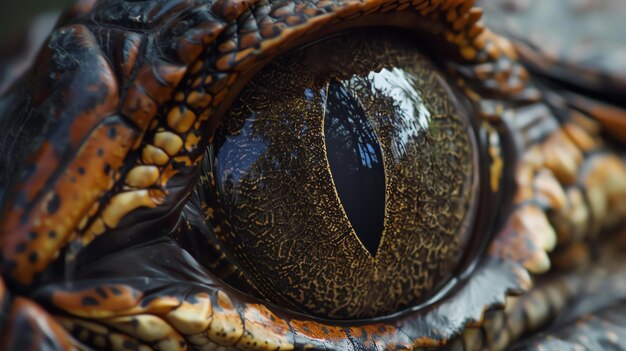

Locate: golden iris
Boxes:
[204,30,480,319]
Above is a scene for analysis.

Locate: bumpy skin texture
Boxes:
[0,0,625,350]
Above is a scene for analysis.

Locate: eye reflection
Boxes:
[361,68,433,162]
[206,30,479,319]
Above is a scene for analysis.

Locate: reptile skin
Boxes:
[1,0,626,350]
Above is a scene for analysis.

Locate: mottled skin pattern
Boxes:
[0,0,625,350]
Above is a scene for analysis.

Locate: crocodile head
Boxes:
[1,0,626,350]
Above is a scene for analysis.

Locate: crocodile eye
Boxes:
[202,30,481,319]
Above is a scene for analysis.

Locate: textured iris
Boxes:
[207,31,479,319]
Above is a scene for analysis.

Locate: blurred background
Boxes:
[0,0,71,43]
[0,0,623,86]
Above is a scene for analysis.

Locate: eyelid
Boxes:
[178,0,526,342]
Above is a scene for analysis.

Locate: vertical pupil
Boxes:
[323,79,386,256]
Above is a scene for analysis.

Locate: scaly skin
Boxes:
[0,0,626,350]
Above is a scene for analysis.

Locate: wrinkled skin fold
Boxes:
[1,0,626,350]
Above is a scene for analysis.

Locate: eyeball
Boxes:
[203,30,480,319]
